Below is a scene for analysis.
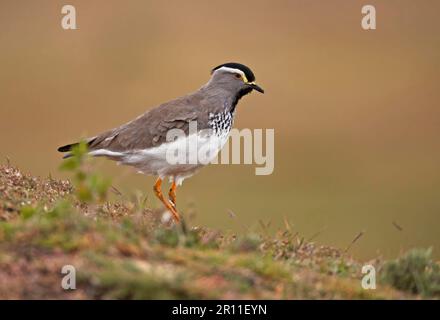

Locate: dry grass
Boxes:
[0,163,433,299]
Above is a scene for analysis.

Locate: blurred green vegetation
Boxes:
[59,141,112,203]
[381,248,440,297]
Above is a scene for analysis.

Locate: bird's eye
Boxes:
[235,74,242,79]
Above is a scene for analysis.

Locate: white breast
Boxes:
[93,130,230,185]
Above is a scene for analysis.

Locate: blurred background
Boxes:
[1,0,439,259]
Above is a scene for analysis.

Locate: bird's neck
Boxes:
[201,84,252,114]
[230,87,253,113]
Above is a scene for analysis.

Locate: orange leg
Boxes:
[168,181,177,209]
[153,178,180,223]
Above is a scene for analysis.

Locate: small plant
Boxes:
[380,248,440,297]
[153,226,201,248]
[229,233,261,253]
[59,141,111,203]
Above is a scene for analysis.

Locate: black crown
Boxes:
[212,62,256,82]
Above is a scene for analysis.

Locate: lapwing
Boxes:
[58,62,264,223]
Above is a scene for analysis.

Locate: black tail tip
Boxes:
[57,143,77,153]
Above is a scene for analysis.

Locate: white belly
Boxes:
[89,131,230,185]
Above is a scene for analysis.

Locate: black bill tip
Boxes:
[249,83,264,94]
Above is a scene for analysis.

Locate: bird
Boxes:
[58,62,264,223]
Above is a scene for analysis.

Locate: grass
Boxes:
[0,151,438,299]
[380,248,440,297]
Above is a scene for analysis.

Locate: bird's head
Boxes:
[208,62,264,99]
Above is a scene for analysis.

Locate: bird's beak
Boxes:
[247,82,264,94]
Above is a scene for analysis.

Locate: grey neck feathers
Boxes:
[201,83,253,114]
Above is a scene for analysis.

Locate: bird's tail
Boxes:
[57,143,77,158]
[57,138,96,158]
[57,143,77,152]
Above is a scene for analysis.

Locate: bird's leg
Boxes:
[153,178,180,223]
[168,181,177,209]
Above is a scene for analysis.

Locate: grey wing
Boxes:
[57,90,222,157]
[87,102,205,153]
